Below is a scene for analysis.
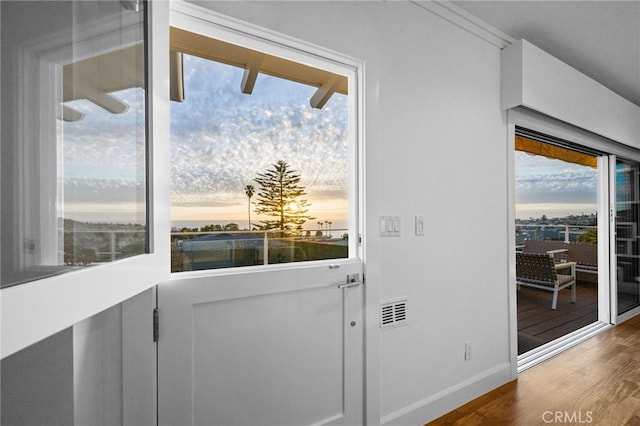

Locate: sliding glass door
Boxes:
[515,129,601,355]
[615,159,640,316]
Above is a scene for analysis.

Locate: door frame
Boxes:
[610,156,640,324]
[506,108,627,376]
[158,1,373,424]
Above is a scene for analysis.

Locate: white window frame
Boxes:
[167,0,365,277]
[1,1,171,359]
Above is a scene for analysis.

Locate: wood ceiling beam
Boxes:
[241,53,264,95]
[170,50,185,102]
[170,27,348,107]
[84,90,129,114]
[58,105,85,122]
[310,75,340,109]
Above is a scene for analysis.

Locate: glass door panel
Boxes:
[515,132,600,355]
[615,159,640,315]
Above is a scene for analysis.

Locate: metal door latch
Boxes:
[338,273,363,289]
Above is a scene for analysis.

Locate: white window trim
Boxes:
[1,1,171,359]
[168,0,366,276]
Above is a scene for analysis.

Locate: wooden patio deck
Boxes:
[517,279,598,354]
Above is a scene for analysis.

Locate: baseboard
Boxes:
[380,362,512,426]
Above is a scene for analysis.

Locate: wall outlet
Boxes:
[464,341,472,361]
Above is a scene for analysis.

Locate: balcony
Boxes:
[516,224,598,354]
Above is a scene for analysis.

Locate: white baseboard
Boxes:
[380,362,512,426]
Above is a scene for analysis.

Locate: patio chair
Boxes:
[516,252,576,310]
[565,242,598,275]
[522,239,567,263]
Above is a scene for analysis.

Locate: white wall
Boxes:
[502,39,640,149]
[1,328,75,425]
[186,1,511,423]
[1,1,513,424]
[73,287,156,426]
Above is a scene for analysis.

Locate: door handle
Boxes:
[338,281,363,289]
[338,273,363,289]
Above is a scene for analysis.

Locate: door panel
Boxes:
[615,158,640,316]
[158,262,363,426]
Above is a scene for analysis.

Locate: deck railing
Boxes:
[516,224,597,246]
[64,229,146,265]
[171,229,349,272]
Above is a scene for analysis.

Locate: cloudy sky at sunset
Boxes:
[61,53,349,229]
[169,54,349,230]
[63,54,599,227]
[63,87,146,224]
[515,151,598,219]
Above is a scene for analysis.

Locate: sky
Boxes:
[61,52,597,228]
[62,87,146,224]
[169,54,349,230]
[60,53,349,230]
[515,150,598,219]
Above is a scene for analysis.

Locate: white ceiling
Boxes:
[453,1,640,106]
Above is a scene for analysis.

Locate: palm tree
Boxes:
[244,184,255,230]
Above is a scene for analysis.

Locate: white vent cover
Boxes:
[380,299,408,328]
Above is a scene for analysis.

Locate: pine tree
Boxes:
[253,160,315,231]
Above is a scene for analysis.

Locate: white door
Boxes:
[157,261,364,426]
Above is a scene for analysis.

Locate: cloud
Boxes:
[62,88,146,181]
[64,177,145,204]
[515,151,598,205]
[169,55,349,213]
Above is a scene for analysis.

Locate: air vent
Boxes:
[380,299,408,329]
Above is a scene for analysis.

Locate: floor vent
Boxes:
[380,299,408,329]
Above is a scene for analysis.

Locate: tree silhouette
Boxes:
[244,184,254,230]
[253,160,314,231]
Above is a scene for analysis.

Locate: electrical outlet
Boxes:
[464,341,472,361]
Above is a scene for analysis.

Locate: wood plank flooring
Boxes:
[425,314,640,426]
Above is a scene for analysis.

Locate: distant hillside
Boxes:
[63,218,146,231]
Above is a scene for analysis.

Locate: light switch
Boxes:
[415,216,424,236]
[380,216,401,237]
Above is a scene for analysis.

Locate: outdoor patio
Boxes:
[517,277,598,354]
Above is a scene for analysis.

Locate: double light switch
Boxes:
[380,216,400,237]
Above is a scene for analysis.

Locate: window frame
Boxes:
[1,0,171,359]
[168,2,365,276]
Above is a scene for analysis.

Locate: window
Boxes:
[1,1,148,288]
[169,28,355,272]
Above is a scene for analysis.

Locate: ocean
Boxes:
[171,219,349,232]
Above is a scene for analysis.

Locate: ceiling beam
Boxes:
[58,104,85,122]
[170,50,185,102]
[241,53,264,95]
[310,75,340,109]
[84,88,129,114]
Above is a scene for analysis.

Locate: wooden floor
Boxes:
[426,314,640,426]
[517,280,598,354]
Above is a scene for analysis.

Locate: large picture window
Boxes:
[169,28,353,272]
[1,1,148,288]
